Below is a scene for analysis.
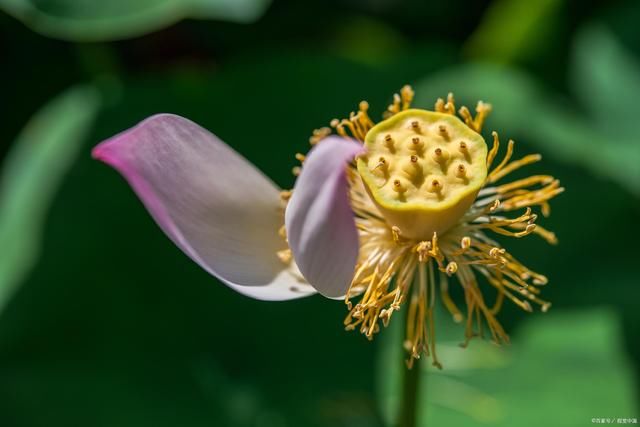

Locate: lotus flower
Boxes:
[93,86,562,367]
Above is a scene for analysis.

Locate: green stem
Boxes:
[397,355,422,427]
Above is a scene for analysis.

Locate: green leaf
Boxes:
[329,16,408,66]
[0,0,271,41]
[0,85,101,312]
[571,25,640,136]
[414,24,640,195]
[377,308,638,427]
[464,0,564,62]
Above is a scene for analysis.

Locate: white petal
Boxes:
[285,136,364,298]
[93,114,315,300]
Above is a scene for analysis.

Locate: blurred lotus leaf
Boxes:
[414,25,640,195]
[0,85,101,312]
[465,0,564,62]
[0,0,271,41]
[378,308,638,427]
[330,15,408,66]
[571,25,640,139]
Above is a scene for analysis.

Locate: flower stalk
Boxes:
[398,300,423,427]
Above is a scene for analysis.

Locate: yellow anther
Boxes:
[473,101,492,132]
[391,226,402,243]
[533,275,548,286]
[280,190,292,201]
[446,262,458,275]
[400,85,415,110]
[276,249,292,263]
[330,118,347,137]
[416,241,431,262]
[445,92,456,114]
[489,247,505,258]
[295,153,306,163]
[309,127,331,145]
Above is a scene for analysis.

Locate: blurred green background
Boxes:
[0,0,639,426]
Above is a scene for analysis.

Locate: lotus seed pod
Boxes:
[356,109,488,239]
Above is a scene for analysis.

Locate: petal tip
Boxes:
[91,139,114,163]
[92,113,184,164]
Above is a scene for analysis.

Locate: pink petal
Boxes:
[284,136,364,298]
[93,114,314,301]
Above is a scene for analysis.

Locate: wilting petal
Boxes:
[93,114,314,301]
[285,137,364,298]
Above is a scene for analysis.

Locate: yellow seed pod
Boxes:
[356,109,488,239]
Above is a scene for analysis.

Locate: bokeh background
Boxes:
[0,0,639,426]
